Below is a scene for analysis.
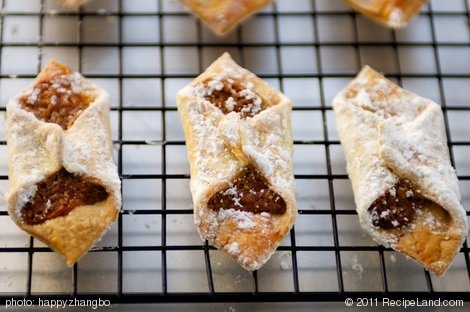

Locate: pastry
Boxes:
[57,0,88,9]
[180,0,273,36]
[344,0,427,28]
[6,60,121,266]
[333,66,468,275]
[177,52,297,271]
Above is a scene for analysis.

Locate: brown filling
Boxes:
[368,180,451,231]
[19,63,91,130]
[368,180,455,273]
[21,168,109,225]
[207,165,286,215]
[203,79,267,118]
[368,180,418,229]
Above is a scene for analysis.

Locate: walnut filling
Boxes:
[19,63,92,130]
[203,79,267,118]
[368,180,418,229]
[207,165,286,214]
[368,180,451,231]
[368,180,458,273]
[21,168,109,225]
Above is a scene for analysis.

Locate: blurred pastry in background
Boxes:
[57,0,88,9]
[181,0,272,36]
[344,0,427,28]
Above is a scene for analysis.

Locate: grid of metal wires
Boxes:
[0,0,469,305]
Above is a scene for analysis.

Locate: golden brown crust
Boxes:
[6,60,121,266]
[344,0,427,28]
[378,200,463,276]
[395,223,462,276]
[181,0,273,35]
[177,53,296,270]
[16,200,117,266]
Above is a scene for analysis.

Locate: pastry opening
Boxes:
[19,62,93,130]
[202,78,267,118]
[21,168,109,225]
[207,165,286,215]
[368,180,459,273]
[368,179,451,231]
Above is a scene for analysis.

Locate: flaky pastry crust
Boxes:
[344,0,427,28]
[333,66,468,276]
[180,0,273,36]
[177,52,296,271]
[6,60,121,266]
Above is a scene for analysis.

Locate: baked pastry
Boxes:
[6,60,121,266]
[180,0,273,36]
[344,0,427,28]
[57,0,88,9]
[333,66,468,276]
[177,52,297,271]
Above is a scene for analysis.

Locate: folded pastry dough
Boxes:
[177,52,296,271]
[333,66,468,275]
[57,0,88,9]
[344,0,427,28]
[180,0,273,36]
[6,60,121,266]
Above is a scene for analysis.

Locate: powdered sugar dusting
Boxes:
[333,65,468,251]
[194,72,265,119]
[7,61,121,224]
[227,242,239,253]
[180,54,295,199]
[14,185,38,221]
[388,8,406,28]
[351,254,364,279]
[27,88,41,104]
[177,53,296,271]
[25,71,86,106]
[218,208,256,230]
[419,209,445,232]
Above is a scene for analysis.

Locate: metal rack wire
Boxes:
[0,0,469,306]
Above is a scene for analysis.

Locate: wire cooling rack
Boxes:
[0,0,469,307]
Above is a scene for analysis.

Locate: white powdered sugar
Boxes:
[181,58,294,200]
[388,8,406,28]
[24,70,88,107]
[260,212,270,218]
[222,186,237,197]
[6,63,121,224]
[225,97,236,111]
[14,185,38,221]
[193,71,264,117]
[351,254,364,278]
[380,210,390,218]
[218,208,256,230]
[227,242,239,253]
[238,89,263,114]
[50,95,58,105]
[27,88,41,104]
[70,72,85,94]
[178,53,296,271]
[421,210,444,232]
[207,78,224,92]
[333,65,468,251]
